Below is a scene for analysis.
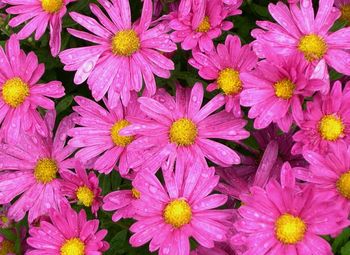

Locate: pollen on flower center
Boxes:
[60,238,85,255]
[131,187,141,199]
[298,34,327,62]
[111,120,134,147]
[275,213,306,244]
[341,5,350,23]
[217,68,242,95]
[196,16,211,33]
[163,199,192,228]
[318,115,344,141]
[337,171,350,199]
[0,240,14,255]
[274,79,295,100]
[112,30,140,56]
[169,118,198,146]
[34,158,58,184]
[41,0,63,13]
[2,77,29,108]
[76,186,94,207]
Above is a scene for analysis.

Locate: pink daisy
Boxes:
[234,162,349,255]
[240,53,327,132]
[292,81,350,155]
[0,35,64,143]
[0,235,15,255]
[59,0,176,106]
[169,0,233,52]
[189,35,258,117]
[335,0,350,23]
[26,203,109,254]
[68,94,143,175]
[251,0,350,75]
[0,111,76,223]
[129,161,231,254]
[120,82,250,174]
[295,142,350,212]
[4,0,74,56]
[60,162,102,216]
[0,204,12,229]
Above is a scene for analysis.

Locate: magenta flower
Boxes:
[121,82,249,173]
[240,54,326,132]
[68,94,143,175]
[251,0,350,75]
[234,162,350,255]
[0,204,12,229]
[61,162,102,215]
[26,203,109,254]
[0,35,64,143]
[0,112,76,223]
[292,81,350,155]
[0,235,15,255]
[4,0,74,56]
[189,35,258,117]
[129,162,231,254]
[170,0,233,52]
[59,0,176,106]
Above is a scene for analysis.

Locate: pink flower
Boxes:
[0,204,12,229]
[234,162,349,255]
[170,0,233,52]
[240,54,326,132]
[252,0,350,75]
[292,81,350,155]
[0,35,64,143]
[295,142,350,212]
[0,111,76,223]
[335,0,350,23]
[189,35,258,117]
[129,162,231,254]
[61,162,102,215]
[59,0,176,106]
[68,94,143,175]
[26,203,109,254]
[0,235,15,255]
[222,0,243,16]
[120,82,249,173]
[4,0,74,56]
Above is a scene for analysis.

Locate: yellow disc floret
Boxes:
[2,77,29,108]
[60,238,85,255]
[169,118,197,146]
[341,4,350,23]
[275,214,306,245]
[131,187,141,199]
[0,240,14,255]
[274,79,295,100]
[41,0,63,13]
[337,171,350,199]
[111,120,134,147]
[298,34,327,62]
[34,158,58,184]
[76,186,95,207]
[163,199,192,228]
[112,30,140,56]
[217,68,242,95]
[196,16,211,33]
[318,115,344,141]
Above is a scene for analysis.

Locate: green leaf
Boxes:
[56,95,74,115]
[0,228,16,241]
[341,241,350,255]
[105,229,128,255]
[333,228,350,253]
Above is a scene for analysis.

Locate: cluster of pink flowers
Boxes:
[0,0,350,254]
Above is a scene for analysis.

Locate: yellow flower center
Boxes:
[318,115,344,141]
[60,238,85,255]
[163,199,192,228]
[76,186,94,207]
[34,158,58,184]
[41,0,63,13]
[2,77,29,108]
[110,120,134,147]
[112,30,140,56]
[169,118,197,146]
[298,34,327,62]
[337,171,350,199]
[275,214,306,245]
[1,216,8,224]
[131,187,141,199]
[0,240,14,255]
[274,79,295,100]
[196,16,211,33]
[341,4,350,23]
[217,68,242,95]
